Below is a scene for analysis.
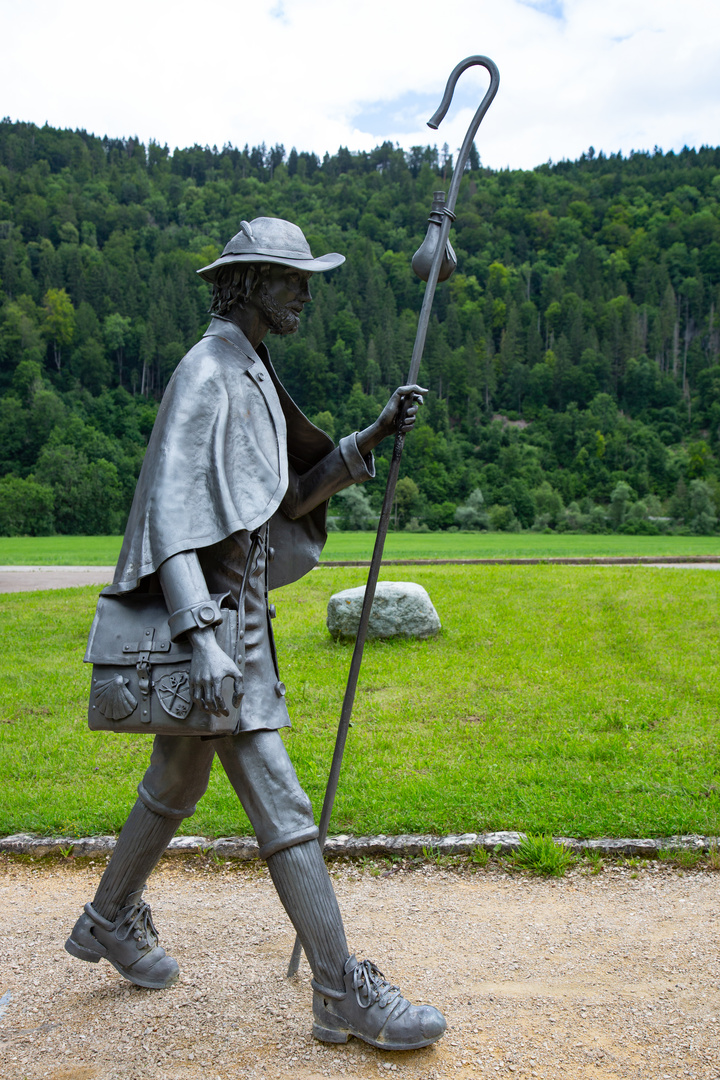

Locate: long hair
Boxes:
[209,263,271,317]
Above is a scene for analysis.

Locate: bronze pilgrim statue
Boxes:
[65,217,446,1051]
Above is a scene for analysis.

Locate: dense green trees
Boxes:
[1,120,719,534]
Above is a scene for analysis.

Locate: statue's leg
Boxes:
[65,735,216,988]
[267,842,349,991]
[92,734,214,918]
[215,730,446,1049]
[215,729,347,993]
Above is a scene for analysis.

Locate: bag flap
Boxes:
[85,593,193,665]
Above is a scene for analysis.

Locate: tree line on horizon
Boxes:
[0,118,719,537]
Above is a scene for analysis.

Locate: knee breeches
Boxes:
[137,730,319,859]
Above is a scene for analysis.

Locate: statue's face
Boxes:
[255,265,313,335]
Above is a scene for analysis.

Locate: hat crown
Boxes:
[222,217,313,262]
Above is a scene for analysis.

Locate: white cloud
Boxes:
[1,0,719,169]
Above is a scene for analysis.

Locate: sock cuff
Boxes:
[137,782,196,820]
[258,826,320,860]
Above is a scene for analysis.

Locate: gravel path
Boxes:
[0,567,115,592]
[1,858,719,1080]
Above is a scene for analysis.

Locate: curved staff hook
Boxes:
[410,57,500,303]
[286,55,500,979]
[430,55,500,211]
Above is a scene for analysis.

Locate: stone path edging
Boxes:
[1,830,717,860]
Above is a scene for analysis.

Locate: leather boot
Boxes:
[312,955,446,1050]
[65,893,179,989]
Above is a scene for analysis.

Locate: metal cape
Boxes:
[105,318,334,595]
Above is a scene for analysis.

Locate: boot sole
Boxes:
[65,936,103,963]
[312,1022,349,1044]
[312,1022,442,1051]
[65,933,178,990]
[105,956,180,990]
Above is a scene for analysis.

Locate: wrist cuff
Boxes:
[167,600,223,641]
[339,433,376,483]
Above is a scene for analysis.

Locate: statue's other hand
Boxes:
[357,384,428,454]
[381,384,428,438]
[188,631,242,716]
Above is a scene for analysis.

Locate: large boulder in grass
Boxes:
[327,581,441,641]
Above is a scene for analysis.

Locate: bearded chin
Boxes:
[258,285,301,336]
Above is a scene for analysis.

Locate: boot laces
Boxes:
[116,900,158,946]
[351,959,402,1011]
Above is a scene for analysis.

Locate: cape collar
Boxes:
[202,316,261,362]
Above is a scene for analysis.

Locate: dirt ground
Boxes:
[1,858,719,1080]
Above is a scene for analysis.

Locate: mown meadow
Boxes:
[1,531,719,565]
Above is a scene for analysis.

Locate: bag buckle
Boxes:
[136,626,155,697]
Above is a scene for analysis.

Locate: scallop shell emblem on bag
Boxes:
[93,674,138,720]
[155,672,193,720]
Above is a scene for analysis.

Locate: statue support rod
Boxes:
[287,54,500,979]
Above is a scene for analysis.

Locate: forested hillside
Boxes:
[1,119,719,535]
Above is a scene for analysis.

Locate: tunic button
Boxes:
[268,546,276,561]
[274,681,286,698]
[257,371,265,381]
[268,604,277,619]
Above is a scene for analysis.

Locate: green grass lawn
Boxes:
[1,531,719,565]
[323,532,720,560]
[1,565,718,840]
[0,535,123,565]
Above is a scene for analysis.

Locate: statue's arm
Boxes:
[281,435,373,520]
[281,384,426,520]
[158,551,241,716]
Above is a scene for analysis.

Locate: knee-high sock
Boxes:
[266,840,348,992]
[93,799,179,922]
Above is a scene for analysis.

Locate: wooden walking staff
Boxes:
[287,55,500,978]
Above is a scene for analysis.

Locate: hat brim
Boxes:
[197,251,345,283]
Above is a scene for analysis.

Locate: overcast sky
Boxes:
[2,0,719,171]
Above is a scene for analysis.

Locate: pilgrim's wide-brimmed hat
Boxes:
[197,217,345,283]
